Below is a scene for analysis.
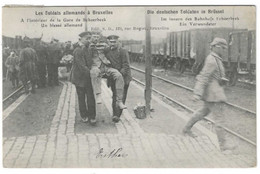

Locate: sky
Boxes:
[2,6,256,43]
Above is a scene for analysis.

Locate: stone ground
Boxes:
[2,81,256,168]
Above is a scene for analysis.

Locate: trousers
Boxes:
[111,83,130,117]
[183,101,228,150]
[47,63,59,85]
[90,65,124,101]
[75,85,96,120]
[37,63,47,87]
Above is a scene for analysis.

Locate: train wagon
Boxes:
[167,28,256,85]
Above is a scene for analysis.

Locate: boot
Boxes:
[117,101,127,109]
[112,116,120,123]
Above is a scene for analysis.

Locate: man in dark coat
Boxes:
[34,40,48,88]
[19,37,38,94]
[69,31,97,125]
[47,39,62,86]
[104,35,132,123]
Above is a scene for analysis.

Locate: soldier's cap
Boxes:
[210,37,228,49]
[23,36,31,42]
[107,35,119,40]
[54,39,59,42]
[91,31,101,35]
[79,31,92,38]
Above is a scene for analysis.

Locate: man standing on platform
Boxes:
[104,35,132,123]
[47,39,62,86]
[69,31,97,125]
[19,37,38,94]
[34,39,48,88]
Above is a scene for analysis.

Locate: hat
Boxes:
[79,31,92,38]
[23,36,31,42]
[210,37,228,48]
[91,31,101,35]
[107,35,119,40]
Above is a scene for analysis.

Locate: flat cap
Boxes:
[79,31,92,37]
[210,37,228,48]
[107,35,119,40]
[91,31,101,35]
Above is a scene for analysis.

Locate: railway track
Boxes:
[131,66,256,115]
[3,85,24,103]
[131,66,256,147]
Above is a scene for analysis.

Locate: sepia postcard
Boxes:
[2,5,256,168]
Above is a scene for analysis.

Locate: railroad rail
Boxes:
[3,85,24,103]
[132,77,256,147]
[131,66,256,115]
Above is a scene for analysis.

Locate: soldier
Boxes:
[104,35,132,123]
[69,31,97,125]
[34,40,48,88]
[182,38,234,153]
[5,51,19,88]
[19,37,38,94]
[47,39,62,86]
[89,33,127,112]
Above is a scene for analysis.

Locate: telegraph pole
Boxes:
[145,10,152,117]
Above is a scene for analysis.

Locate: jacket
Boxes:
[194,51,227,102]
[104,47,132,85]
[69,42,92,87]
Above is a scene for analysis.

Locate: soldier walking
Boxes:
[182,38,235,153]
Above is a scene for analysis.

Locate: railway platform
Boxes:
[3,80,255,168]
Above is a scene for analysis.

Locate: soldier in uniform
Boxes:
[182,38,234,153]
[47,39,62,86]
[34,40,48,88]
[69,31,97,125]
[104,35,132,123]
[19,37,38,94]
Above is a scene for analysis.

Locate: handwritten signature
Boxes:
[96,148,128,159]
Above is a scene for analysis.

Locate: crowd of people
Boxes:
[4,31,131,125]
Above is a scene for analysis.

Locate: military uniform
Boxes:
[19,45,38,93]
[104,35,132,121]
[47,41,62,86]
[69,40,96,121]
[183,38,233,152]
[34,42,48,87]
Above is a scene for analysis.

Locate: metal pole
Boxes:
[145,10,152,117]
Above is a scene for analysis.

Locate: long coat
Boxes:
[34,44,48,64]
[194,51,227,102]
[47,43,62,64]
[69,43,92,87]
[19,47,38,82]
[104,47,132,85]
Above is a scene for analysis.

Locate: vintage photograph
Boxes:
[2,6,256,168]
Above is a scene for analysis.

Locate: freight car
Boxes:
[167,28,256,85]
[125,27,256,85]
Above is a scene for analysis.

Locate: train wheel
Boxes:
[227,69,238,86]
